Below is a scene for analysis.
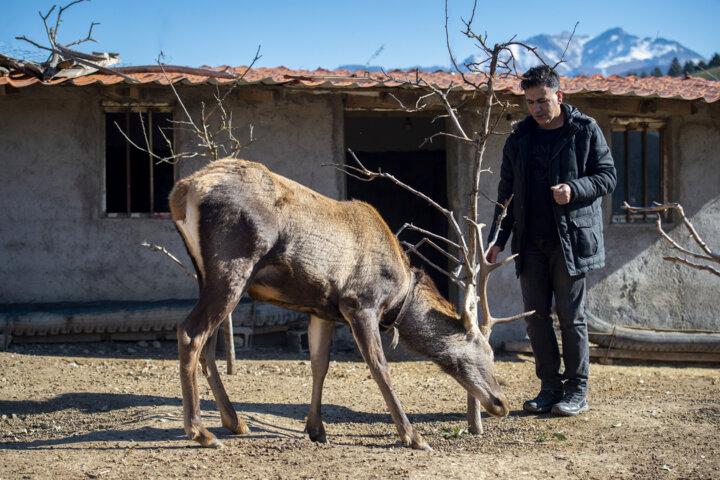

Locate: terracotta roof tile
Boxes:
[2,66,719,103]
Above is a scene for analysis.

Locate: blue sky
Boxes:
[1,0,718,70]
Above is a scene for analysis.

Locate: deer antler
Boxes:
[477,249,535,337]
[464,215,535,338]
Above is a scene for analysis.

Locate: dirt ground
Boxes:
[1,340,718,480]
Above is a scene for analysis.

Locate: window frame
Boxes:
[609,117,669,224]
[103,102,175,219]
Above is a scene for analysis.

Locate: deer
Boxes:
[169,157,519,450]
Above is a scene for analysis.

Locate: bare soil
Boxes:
[1,341,719,480]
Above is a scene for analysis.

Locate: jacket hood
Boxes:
[513,103,593,137]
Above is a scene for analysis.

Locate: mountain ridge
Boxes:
[340,28,706,77]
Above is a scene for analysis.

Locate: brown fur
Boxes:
[169,158,509,450]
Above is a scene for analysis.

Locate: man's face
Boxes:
[524,86,563,129]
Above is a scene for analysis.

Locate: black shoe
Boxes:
[551,392,588,416]
[523,389,563,414]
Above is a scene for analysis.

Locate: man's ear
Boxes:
[556,90,563,104]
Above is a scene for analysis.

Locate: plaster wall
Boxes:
[1,84,717,339]
[0,85,342,304]
[590,112,720,331]
[451,98,720,344]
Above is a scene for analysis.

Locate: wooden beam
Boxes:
[224,314,236,374]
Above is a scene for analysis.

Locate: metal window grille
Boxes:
[610,123,665,223]
[105,110,174,217]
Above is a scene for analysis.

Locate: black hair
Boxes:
[520,65,561,91]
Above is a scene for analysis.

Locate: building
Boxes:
[1,66,718,346]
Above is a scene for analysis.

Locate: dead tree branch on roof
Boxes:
[623,202,720,277]
[8,0,130,81]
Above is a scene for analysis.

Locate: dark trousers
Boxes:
[520,237,589,395]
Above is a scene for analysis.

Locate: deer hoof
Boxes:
[409,434,431,451]
[208,438,224,449]
[306,428,327,443]
[410,440,431,450]
[305,421,327,443]
[225,420,250,435]
[191,430,223,448]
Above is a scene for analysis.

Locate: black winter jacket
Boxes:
[487,103,617,276]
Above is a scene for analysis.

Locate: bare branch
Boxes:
[0,53,43,75]
[487,194,514,250]
[39,5,58,47]
[65,21,99,47]
[386,91,436,113]
[409,236,463,267]
[141,242,197,281]
[14,37,137,82]
[344,149,471,262]
[663,256,720,276]
[420,131,475,148]
[113,120,192,166]
[551,22,579,71]
[14,36,48,51]
[400,241,466,288]
[623,202,720,277]
[55,44,106,62]
[395,223,463,251]
[624,202,718,260]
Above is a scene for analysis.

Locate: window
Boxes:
[610,119,666,223]
[104,107,174,217]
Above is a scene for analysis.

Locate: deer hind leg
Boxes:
[344,307,430,450]
[178,275,246,448]
[305,315,336,443]
[199,325,250,436]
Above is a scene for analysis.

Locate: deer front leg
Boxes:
[467,393,484,434]
[305,315,336,443]
[199,326,250,436]
[348,309,430,450]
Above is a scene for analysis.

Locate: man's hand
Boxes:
[551,183,572,205]
[485,245,501,264]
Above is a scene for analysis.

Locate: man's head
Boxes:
[521,66,564,129]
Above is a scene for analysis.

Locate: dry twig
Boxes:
[12,0,130,81]
[623,202,720,277]
[333,0,579,433]
[114,48,261,165]
[141,242,197,281]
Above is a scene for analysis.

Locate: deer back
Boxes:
[169,158,412,322]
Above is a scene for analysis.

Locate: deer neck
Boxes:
[379,272,416,348]
[393,282,466,360]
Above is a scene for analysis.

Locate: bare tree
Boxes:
[9,1,262,372]
[4,0,136,81]
[114,52,260,166]
[127,55,261,375]
[336,1,577,433]
[623,202,720,277]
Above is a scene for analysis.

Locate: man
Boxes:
[486,65,616,416]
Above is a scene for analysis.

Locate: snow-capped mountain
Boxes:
[463,27,706,76]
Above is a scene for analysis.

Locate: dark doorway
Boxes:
[345,113,449,297]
